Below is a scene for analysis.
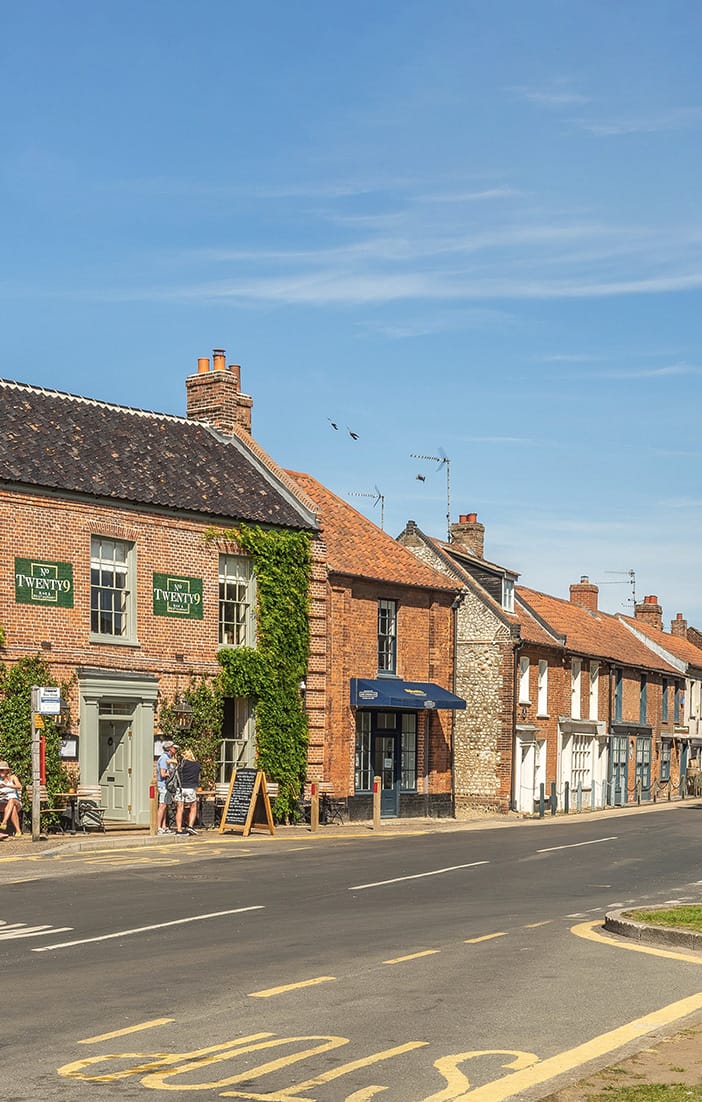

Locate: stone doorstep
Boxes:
[604,907,702,951]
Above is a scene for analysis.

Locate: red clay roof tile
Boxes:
[287,471,461,592]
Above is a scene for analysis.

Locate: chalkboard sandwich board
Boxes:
[219,768,275,837]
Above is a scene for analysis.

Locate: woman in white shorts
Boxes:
[175,748,201,836]
[0,761,23,836]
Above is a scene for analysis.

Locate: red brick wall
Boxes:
[322,575,456,798]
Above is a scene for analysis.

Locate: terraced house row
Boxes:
[1,349,701,823]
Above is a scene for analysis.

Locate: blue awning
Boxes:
[350,678,466,711]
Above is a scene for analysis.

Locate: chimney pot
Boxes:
[671,612,688,638]
[635,595,662,631]
[197,357,210,374]
[569,577,599,612]
[213,349,226,371]
[450,513,485,557]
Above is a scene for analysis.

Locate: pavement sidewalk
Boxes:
[0,792,696,859]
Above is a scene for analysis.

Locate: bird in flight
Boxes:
[327,418,339,431]
[347,427,359,440]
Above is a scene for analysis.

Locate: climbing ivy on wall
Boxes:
[0,654,69,800]
[207,523,312,822]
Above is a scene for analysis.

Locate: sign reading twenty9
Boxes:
[152,573,203,619]
[15,558,74,607]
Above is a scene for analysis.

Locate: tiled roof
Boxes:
[420,533,560,647]
[287,472,461,592]
[0,379,315,529]
[434,537,519,579]
[618,615,702,671]
[518,586,679,673]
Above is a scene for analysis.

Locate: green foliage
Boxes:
[0,655,70,800]
[624,906,702,932]
[159,677,224,789]
[208,524,312,822]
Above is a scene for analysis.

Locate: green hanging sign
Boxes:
[153,573,203,619]
[15,558,74,607]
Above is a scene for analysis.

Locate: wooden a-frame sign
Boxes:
[219,768,275,837]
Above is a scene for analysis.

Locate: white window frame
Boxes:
[502,577,515,613]
[218,697,256,782]
[571,659,582,720]
[219,555,256,647]
[377,599,398,674]
[589,662,599,720]
[519,656,530,704]
[537,660,548,716]
[90,535,136,642]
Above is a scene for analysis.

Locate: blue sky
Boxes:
[2,1,701,626]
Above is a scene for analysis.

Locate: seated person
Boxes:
[0,761,22,836]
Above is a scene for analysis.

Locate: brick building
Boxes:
[518,581,682,807]
[400,513,698,814]
[290,473,465,819]
[618,599,702,784]
[398,513,564,814]
[0,353,318,824]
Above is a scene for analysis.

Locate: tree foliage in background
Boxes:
[0,655,70,800]
[158,676,223,788]
[208,524,312,823]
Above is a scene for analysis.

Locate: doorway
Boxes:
[635,736,652,801]
[99,717,132,819]
[609,734,628,805]
[374,731,399,818]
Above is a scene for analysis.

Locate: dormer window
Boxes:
[502,577,515,613]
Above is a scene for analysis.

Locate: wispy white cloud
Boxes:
[508,84,590,107]
[412,187,522,204]
[576,106,702,136]
[591,362,702,379]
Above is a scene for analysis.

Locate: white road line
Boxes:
[0,925,73,940]
[32,906,264,953]
[349,861,488,890]
[537,836,617,854]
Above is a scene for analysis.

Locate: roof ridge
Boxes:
[0,377,188,425]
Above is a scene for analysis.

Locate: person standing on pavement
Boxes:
[175,748,201,836]
[156,740,178,835]
[0,761,22,836]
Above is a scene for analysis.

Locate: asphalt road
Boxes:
[5,804,702,1101]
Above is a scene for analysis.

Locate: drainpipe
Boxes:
[449,589,466,818]
[510,635,523,812]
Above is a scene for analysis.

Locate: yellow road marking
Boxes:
[450,992,702,1102]
[524,921,552,928]
[241,1040,429,1099]
[571,919,702,965]
[464,933,506,944]
[383,949,440,965]
[79,1018,175,1044]
[248,976,336,998]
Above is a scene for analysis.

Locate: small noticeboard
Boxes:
[219,768,275,837]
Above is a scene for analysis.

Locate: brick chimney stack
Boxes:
[635,594,663,632]
[569,576,599,612]
[186,349,253,435]
[450,512,485,558]
[671,612,688,638]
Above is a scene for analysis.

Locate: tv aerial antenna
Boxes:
[411,448,451,541]
[348,486,385,530]
[602,570,637,608]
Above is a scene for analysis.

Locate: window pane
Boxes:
[377,599,397,673]
[355,712,372,791]
[90,536,131,637]
[218,697,255,782]
[401,713,417,790]
[219,555,255,647]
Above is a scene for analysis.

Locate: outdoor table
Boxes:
[55,792,79,833]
